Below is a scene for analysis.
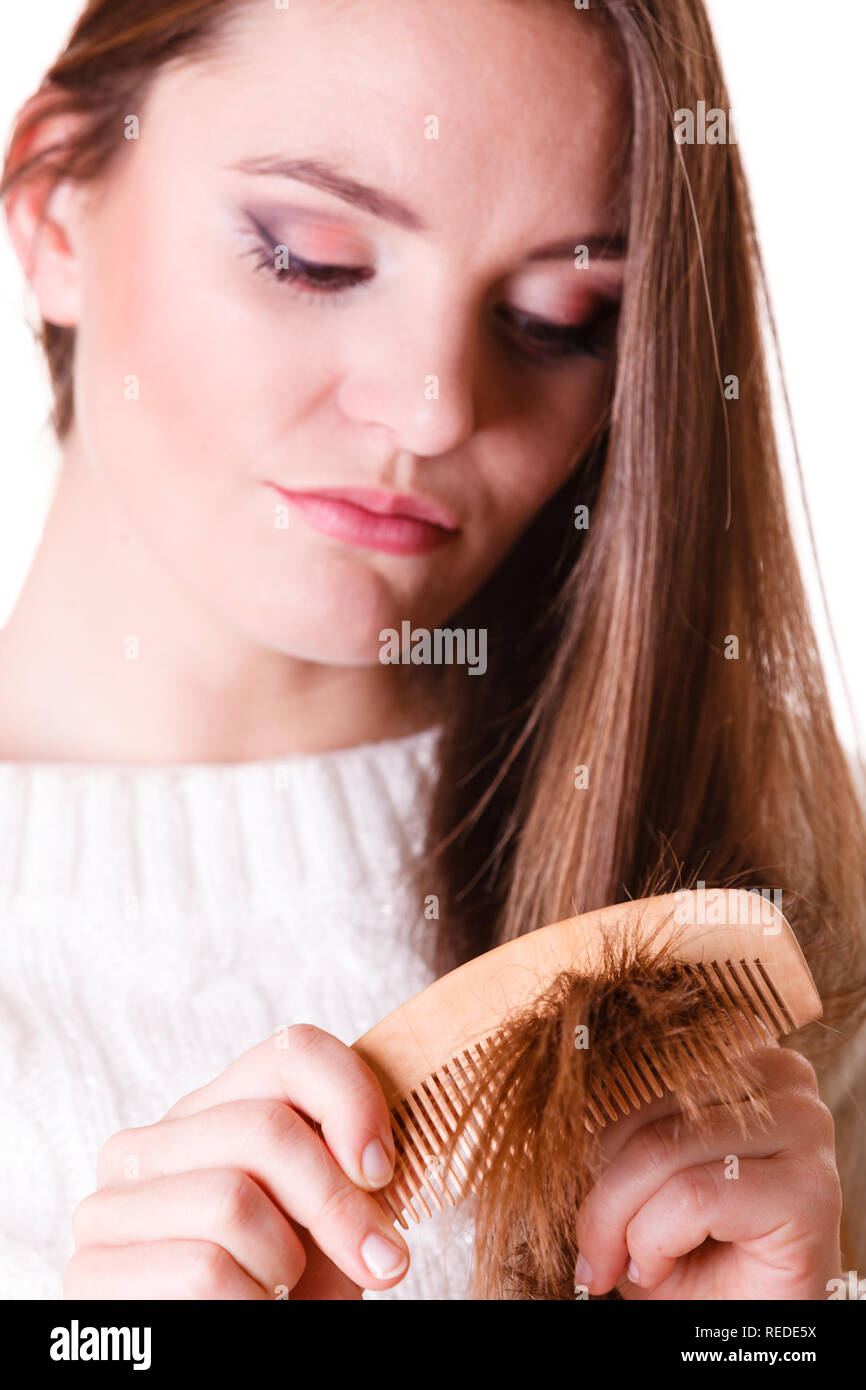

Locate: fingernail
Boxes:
[574,1253,593,1287]
[627,1259,640,1283]
[361,1138,393,1187]
[361,1232,408,1280]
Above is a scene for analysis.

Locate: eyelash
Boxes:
[244,235,614,364]
[244,243,372,307]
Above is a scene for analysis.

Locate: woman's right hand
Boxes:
[64,1024,410,1299]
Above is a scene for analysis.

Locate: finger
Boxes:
[591,1042,807,1170]
[623,1155,836,1292]
[63,1240,266,1300]
[162,1026,395,1191]
[72,1170,307,1297]
[576,1080,833,1294]
[97,1100,410,1290]
[290,1239,364,1301]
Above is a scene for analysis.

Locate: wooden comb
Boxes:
[352,889,822,1230]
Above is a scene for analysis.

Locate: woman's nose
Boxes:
[336,302,480,459]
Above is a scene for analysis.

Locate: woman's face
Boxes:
[67,0,627,664]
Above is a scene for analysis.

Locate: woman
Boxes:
[0,0,863,1300]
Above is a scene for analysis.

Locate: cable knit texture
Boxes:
[0,725,475,1300]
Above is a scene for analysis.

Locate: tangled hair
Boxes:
[443,931,778,1299]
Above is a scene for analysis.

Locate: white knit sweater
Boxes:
[0,724,475,1301]
[3,725,865,1299]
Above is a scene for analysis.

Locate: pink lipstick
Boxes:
[266,484,459,556]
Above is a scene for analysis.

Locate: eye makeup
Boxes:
[494,302,619,364]
[239,209,620,364]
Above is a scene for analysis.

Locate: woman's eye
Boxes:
[247,239,373,298]
[242,221,617,362]
[494,304,616,364]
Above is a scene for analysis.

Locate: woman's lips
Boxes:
[265,484,459,556]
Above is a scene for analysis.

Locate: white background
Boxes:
[0,1,863,748]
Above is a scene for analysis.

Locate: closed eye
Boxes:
[245,242,373,296]
[244,223,618,362]
[493,304,618,364]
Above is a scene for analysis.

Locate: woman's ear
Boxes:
[2,95,88,329]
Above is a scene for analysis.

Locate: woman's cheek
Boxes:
[505,376,610,511]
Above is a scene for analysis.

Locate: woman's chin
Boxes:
[231,598,408,668]
[233,551,442,665]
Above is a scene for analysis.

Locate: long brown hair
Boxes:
[426,1,866,1029]
[4,0,866,1269]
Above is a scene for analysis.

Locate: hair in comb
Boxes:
[353,891,822,1298]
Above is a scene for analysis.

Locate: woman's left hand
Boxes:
[573,1044,843,1299]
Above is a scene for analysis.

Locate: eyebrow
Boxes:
[231,156,426,230]
[229,155,627,261]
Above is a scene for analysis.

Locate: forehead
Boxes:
[143,0,629,243]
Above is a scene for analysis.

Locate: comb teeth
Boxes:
[579,957,785,1133]
[379,957,795,1221]
[380,1043,494,1228]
